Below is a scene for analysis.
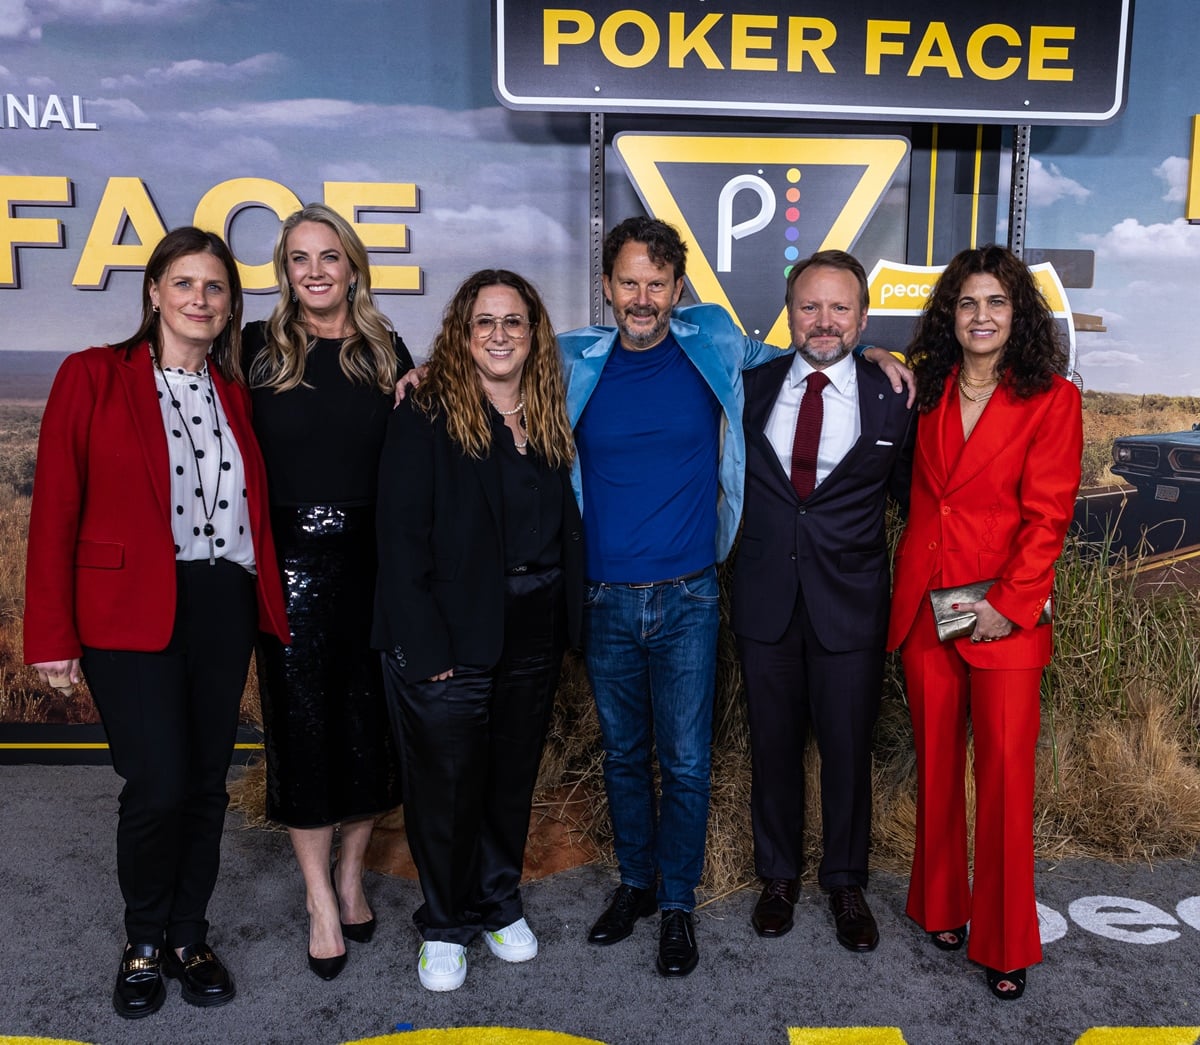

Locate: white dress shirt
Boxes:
[764,350,860,490]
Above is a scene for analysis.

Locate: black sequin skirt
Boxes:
[256,504,401,827]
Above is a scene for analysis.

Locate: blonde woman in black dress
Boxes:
[245,203,413,980]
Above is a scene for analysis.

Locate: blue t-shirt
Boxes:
[575,333,720,582]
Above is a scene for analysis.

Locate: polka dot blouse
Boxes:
[153,359,255,571]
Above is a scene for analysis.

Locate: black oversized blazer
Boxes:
[372,395,583,683]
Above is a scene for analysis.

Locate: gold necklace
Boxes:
[959,366,998,385]
[958,373,995,403]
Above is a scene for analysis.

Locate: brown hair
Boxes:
[785,249,869,312]
[111,226,244,383]
[414,269,574,469]
[603,216,688,281]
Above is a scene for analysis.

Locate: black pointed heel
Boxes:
[340,916,376,944]
[307,950,347,981]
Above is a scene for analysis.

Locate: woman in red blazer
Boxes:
[886,246,1082,1000]
[24,227,289,1020]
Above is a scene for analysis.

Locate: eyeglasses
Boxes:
[471,314,530,339]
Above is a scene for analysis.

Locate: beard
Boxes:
[796,329,853,367]
[615,304,672,350]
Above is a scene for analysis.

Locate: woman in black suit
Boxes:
[373,269,581,992]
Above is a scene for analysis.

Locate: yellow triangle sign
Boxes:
[614,133,909,346]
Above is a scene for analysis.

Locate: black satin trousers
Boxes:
[382,567,565,945]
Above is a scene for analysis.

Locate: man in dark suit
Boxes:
[730,250,914,952]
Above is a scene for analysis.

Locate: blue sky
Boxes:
[1011,2,1200,394]
[1,0,1195,393]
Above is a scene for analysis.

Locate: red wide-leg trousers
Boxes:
[900,603,1044,973]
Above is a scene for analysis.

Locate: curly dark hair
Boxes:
[602,216,687,280]
[906,245,1068,413]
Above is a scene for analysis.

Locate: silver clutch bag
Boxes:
[928,580,1051,642]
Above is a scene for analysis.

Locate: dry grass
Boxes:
[5,397,1200,900]
[0,402,40,497]
[1035,689,1200,861]
[0,478,100,725]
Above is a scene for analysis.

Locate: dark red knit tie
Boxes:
[790,370,829,499]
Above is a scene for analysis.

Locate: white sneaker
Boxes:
[417,941,467,991]
[483,916,538,963]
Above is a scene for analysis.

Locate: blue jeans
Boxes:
[583,566,719,911]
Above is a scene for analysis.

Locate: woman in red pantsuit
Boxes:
[886,245,1082,1000]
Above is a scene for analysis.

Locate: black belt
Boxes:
[593,567,708,590]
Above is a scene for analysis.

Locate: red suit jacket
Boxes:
[24,342,290,664]
[886,371,1082,667]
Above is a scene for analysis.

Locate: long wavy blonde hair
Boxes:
[249,203,397,392]
[414,269,574,469]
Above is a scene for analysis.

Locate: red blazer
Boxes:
[886,371,1082,669]
[24,342,289,664]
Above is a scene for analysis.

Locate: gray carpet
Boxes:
[2,765,1198,1044]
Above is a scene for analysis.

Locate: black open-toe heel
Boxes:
[929,925,967,951]
[986,966,1026,1000]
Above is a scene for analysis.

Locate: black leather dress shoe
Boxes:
[587,884,657,945]
[751,878,799,938]
[113,943,165,1019]
[656,910,699,977]
[828,886,879,952]
[162,942,236,1007]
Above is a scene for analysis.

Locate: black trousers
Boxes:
[738,588,883,890]
[382,568,564,945]
[82,559,256,948]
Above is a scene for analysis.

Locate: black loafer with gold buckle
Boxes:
[113,942,166,1019]
[162,942,236,1007]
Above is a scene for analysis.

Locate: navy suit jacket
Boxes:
[730,353,914,651]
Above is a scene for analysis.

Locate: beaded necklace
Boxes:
[489,390,528,452]
[153,350,225,565]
